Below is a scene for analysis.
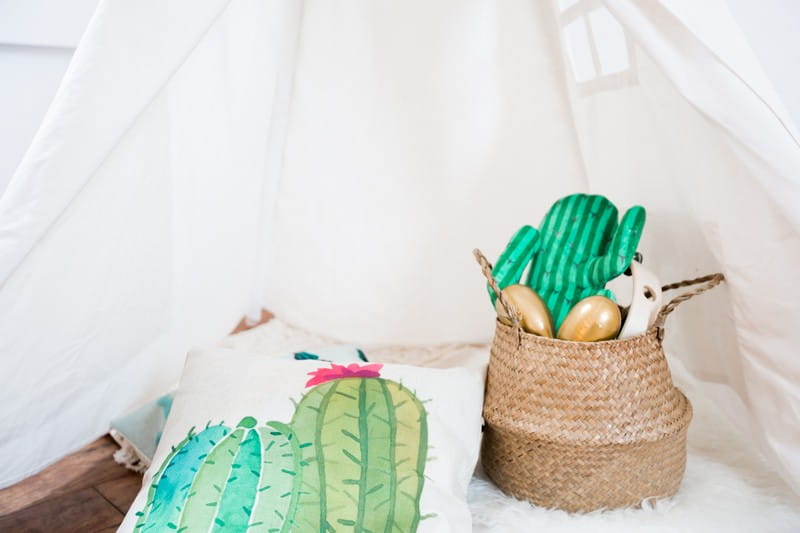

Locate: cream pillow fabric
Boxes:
[119,347,484,532]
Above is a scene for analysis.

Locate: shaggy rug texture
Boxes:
[217,319,800,532]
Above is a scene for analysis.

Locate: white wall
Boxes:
[0,0,99,195]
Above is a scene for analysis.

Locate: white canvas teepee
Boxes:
[0,0,798,503]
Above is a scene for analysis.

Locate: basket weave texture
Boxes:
[474,249,723,512]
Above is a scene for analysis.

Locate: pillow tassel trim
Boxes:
[109,428,150,473]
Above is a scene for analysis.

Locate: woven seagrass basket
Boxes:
[474,249,724,513]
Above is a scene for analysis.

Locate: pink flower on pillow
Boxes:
[305,362,383,387]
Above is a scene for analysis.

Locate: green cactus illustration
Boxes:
[290,374,428,532]
[487,225,540,306]
[249,421,307,532]
[135,363,429,532]
[492,194,645,329]
[134,422,229,531]
[135,417,307,532]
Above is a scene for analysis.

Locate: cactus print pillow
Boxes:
[118,347,484,532]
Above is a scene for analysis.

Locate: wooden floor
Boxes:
[0,435,141,532]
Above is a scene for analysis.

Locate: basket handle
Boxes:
[475,247,725,341]
[473,248,521,327]
[653,273,725,339]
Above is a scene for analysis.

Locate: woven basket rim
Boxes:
[493,317,659,347]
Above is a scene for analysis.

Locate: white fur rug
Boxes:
[221,320,800,532]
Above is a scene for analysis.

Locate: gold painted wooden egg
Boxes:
[496,284,554,337]
[557,295,622,342]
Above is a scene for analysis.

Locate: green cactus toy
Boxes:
[135,363,429,532]
[493,194,645,329]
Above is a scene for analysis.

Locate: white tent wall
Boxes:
[0,0,798,501]
[568,0,800,492]
[725,0,800,133]
[0,0,303,487]
[265,0,587,344]
[0,93,172,486]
